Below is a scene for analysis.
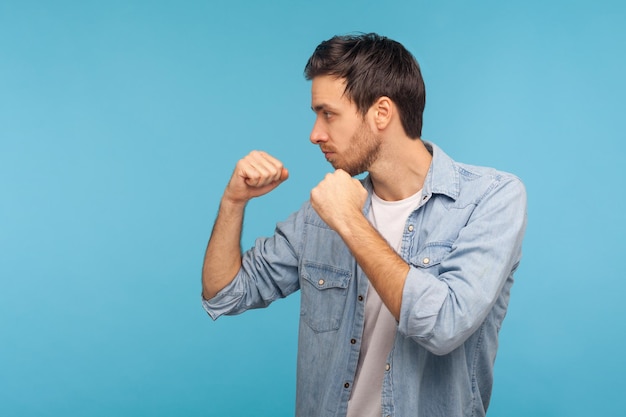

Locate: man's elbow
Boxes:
[406,325,475,356]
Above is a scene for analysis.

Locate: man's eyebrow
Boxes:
[311,103,334,112]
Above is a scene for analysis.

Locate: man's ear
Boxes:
[372,96,393,131]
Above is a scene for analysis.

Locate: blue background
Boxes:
[1,1,625,416]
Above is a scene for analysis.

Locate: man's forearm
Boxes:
[201,151,289,300]
[201,198,246,300]
[309,170,409,320]
[336,214,409,320]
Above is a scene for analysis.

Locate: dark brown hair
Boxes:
[304,33,426,138]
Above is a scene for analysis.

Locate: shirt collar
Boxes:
[422,141,460,201]
[361,140,460,208]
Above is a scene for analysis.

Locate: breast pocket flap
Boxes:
[301,262,351,289]
[410,242,452,268]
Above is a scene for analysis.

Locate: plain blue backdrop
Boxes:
[1,1,625,416]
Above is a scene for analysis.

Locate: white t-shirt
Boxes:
[347,189,423,417]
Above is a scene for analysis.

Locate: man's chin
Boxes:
[328,160,366,177]
[344,166,367,177]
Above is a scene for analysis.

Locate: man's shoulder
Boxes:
[429,142,525,204]
[431,141,519,177]
[455,160,522,185]
[455,161,526,207]
[278,199,329,229]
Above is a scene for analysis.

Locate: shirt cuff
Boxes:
[201,277,245,320]
[398,266,448,340]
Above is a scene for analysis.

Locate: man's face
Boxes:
[310,75,381,176]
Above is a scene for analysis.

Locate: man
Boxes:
[202,33,527,417]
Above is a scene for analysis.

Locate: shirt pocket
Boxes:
[300,261,351,333]
[409,241,452,274]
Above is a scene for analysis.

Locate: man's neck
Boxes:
[369,138,432,202]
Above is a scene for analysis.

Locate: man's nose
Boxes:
[310,118,328,144]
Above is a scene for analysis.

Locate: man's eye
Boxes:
[324,111,332,119]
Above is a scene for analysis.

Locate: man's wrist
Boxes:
[220,193,248,212]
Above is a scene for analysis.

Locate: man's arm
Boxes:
[310,169,408,320]
[202,151,288,300]
[311,169,527,354]
[334,212,409,320]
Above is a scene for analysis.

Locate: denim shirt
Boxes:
[203,142,527,417]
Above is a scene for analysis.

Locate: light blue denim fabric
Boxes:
[203,141,527,417]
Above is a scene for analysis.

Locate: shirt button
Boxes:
[350,338,357,344]
[358,295,364,301]
[407,224,414,232]
[344,382,350,389]
[318,279,325,286]
[385,363,391,371]
[423,257,430,265]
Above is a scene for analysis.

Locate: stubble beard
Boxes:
[333,122,382,177]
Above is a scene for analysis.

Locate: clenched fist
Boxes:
[310,169,368,233]
[224,151,289,205]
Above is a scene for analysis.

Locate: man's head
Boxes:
[304,33,426,139]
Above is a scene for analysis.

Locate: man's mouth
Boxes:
[321,148,335,160]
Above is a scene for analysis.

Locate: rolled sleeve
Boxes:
[398,267,449,341]
[201,204,306,321]
[201,277,246,320]
[397,175,527,355]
